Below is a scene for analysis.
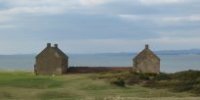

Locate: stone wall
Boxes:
[67,67,131,73]
[134,58,160,74]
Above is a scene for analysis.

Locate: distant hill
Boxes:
[69,49,200,56]
[1,49,200,56]
[155,49,200,55]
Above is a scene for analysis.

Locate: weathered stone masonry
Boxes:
[133,45,160,74]
[34,43,68,75]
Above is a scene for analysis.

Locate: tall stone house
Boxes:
[34,43,68,75]
[133,45,160,74]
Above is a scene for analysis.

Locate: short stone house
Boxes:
[133,45,160,74]
[34,43,68,75]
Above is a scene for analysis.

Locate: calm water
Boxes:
[0,54,200,73]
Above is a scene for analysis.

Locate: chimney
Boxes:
[47,43,51,48]
[145,44,149,49]
[54,44,58,48]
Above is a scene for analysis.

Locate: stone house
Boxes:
[133,45,160,74]
[34,43,68,75]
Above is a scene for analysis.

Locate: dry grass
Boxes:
[0,72,199,100]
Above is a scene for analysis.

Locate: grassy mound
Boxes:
[144,70,200,95]
[95,70,200,96]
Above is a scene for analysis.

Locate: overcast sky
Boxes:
[0,0,200,54]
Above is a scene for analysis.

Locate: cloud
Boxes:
[118,14,142,21]
[0,7,65,15]
[0,0,114,23]
[0,6,65,23]
[161,15,200,23]
[3,0,111,9]
[0,15,11,23]
[3,0,76,7]
[0,0,199,54]
[139,0,184,5]
[79,0,112,6]
[0,24,14,29]
[56,37,200,53]
[118,14,200,25]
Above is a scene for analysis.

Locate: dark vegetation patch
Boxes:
[0,91,13,99]
[95,70,200,95]
[68,67,131,74]
[80,82,112,90]
[38,91,79,99]
[110,78,126,87]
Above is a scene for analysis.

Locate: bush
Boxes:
[172,70,200,81]
[173,81,195,92]
[154,73,171,81]
[133,73,159,80]
[173,78,200,93]
[192,81,200,95]
[105,70,200,95]
[126,75,140,85]
[111,78,125,87]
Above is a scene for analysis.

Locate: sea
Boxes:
[0,54,200,73]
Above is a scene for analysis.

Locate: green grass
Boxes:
[0,72,63,89]
[0,71,199,100]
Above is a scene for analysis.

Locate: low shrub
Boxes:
[126,75,141,85]
[101,70,200,95]
[173,78,200,93]
[173,81,192,92]
[110,78,125,87]
[172,70,200,81]
[154,73,171,81]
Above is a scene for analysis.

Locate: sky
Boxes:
[0,0,200,54]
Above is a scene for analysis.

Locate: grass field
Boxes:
[0,72,199,100]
